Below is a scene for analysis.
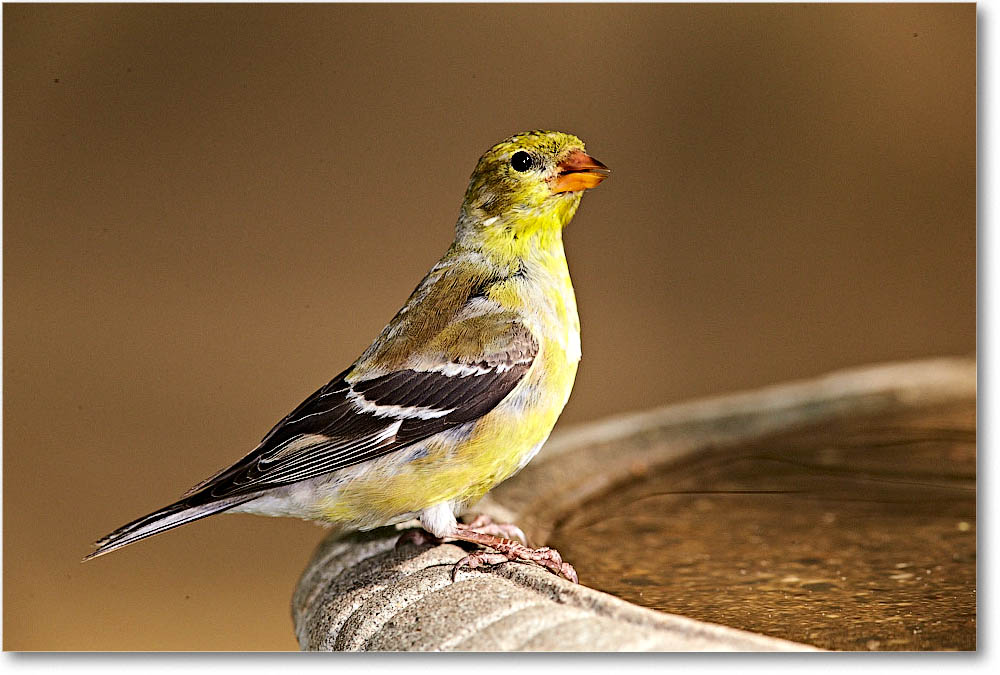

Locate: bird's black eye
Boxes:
[510,151,534,172]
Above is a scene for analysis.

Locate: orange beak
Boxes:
[549,149,611,193]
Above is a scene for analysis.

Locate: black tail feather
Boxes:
[83,495,255,561]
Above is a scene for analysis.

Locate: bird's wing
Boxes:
[182,318,538,503]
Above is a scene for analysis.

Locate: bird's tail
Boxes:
[82,495,255,562]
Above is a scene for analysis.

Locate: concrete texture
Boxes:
[292,357,974,651]
[293,529,813,651]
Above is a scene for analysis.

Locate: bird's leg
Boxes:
[449,525,579,584]
[395,527,443,549]
[459,514,527,544]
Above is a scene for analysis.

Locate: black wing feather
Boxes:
[184,335,537,504]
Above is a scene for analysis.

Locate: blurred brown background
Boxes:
[3,3,974,651]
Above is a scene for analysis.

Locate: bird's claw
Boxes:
[460,514,527,544]
[450,539,579,584]
[452,551,511,580]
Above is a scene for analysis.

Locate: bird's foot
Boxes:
[395,527,443,550]
[459,514,527,544]
[449,527,578,584]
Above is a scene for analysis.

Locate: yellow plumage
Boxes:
[86,130,608,580]
[323,232,581,526]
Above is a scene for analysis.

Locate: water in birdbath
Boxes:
[549,402,975,651]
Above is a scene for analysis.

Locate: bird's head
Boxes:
[459,130,609,234]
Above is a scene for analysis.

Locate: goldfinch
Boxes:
[85,130,609,582]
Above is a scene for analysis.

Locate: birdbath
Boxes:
[291,357,975,651]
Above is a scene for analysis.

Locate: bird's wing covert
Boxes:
[182,321,538,503]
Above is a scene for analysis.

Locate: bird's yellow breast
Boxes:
[451,250,580,496]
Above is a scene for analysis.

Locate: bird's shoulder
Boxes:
[354,252,536,375]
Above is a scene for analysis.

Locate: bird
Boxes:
[84,130,609,582]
